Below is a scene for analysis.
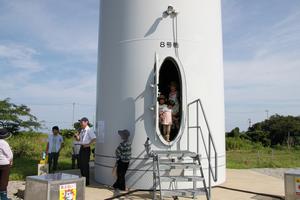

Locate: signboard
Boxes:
[96,120,105,143]
[59,183,77,200]
[295,177,300,195]
[37,164,48,176]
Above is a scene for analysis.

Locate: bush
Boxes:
[8,132,46,159]
[60,129,77,138]
[60,137,73,157]
[226,137,261,150]
[6,131,76,180]
[272,143,286,150]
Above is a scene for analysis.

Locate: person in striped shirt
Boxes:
[113,129,131,191]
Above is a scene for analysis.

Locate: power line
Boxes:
[227,111,267,114]
[76,103,96,107]
[13,102,96,107]
[40,121,73,124]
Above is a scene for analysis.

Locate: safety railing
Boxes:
[187,99,218,199]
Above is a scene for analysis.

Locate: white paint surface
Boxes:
[95,0,225,189]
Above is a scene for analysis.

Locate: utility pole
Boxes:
[93,115,95,128]
[265,109,269,119]
[248,118,252,128]
[72,102,75,127]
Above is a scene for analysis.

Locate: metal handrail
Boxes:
[187,99,218,199]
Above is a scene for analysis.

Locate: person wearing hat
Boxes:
[0,128,13,200]
[113,129,131,191]
[74,117,96,186]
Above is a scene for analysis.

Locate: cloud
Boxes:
[1,69,96,104]
[222,1,300,130]
[0,69,97,130]
[0,0,99,130]
[0,43,42,71]
[0,0,99,62]
[221,0,243,34]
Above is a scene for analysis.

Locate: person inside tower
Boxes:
[168,82,180,133]
[158,94,167,131]
[159,99,173,142]
[168,81,179,105]
[170,99,180,128]
[113,129,132,191]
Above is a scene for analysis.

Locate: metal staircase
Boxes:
[151,99,218,200]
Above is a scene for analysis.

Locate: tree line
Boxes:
[0,98,92,138]
[227,114,300,147]
[2,98,300,146]
[0,98,41,133]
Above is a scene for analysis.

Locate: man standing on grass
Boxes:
[46,126,64,173]
[75,117,96,186]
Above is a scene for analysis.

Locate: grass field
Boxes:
[227,149,300,168]
[7,133,300,180]
[8,133,83,180]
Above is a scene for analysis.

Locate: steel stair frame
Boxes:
[187,99,218,199]
[152,151,207,200]
[150,98,218,200]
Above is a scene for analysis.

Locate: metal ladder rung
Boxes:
[153,150,197,158]
[188,126,201,129]
[160,176,205,182]
[158,163,200,170]
[160,188,206,197]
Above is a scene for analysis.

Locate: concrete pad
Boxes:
[208,169,284,200]
[222,169,284,197]
[62,168,285,200]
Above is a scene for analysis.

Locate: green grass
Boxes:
[226,137,300,169]
[227,149,300,168]
[10,158,39,180]
[9,133,300,179]
[8,133,76,180]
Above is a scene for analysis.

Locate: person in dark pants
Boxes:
[0,128,13,200]
[46,126,64,173]
[75,117,96,186]
[72,134,80,169]
[113,130,131,191]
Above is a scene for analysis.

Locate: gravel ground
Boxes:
[7,181,25,200]
[252,168,300,179]
[7,168,300,199]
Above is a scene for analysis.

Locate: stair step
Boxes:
[159,162,200,169]
[160,188,206,197]
[153,150,198,158]
[160,176,204,182]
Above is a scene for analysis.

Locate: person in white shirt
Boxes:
[74,117,96,186]
[0,128,13,200]
[46,126,64,173]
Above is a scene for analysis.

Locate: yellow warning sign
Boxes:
[295,177,300,195]
[59,183,77,200]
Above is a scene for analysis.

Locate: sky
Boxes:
[0,0,299,132]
